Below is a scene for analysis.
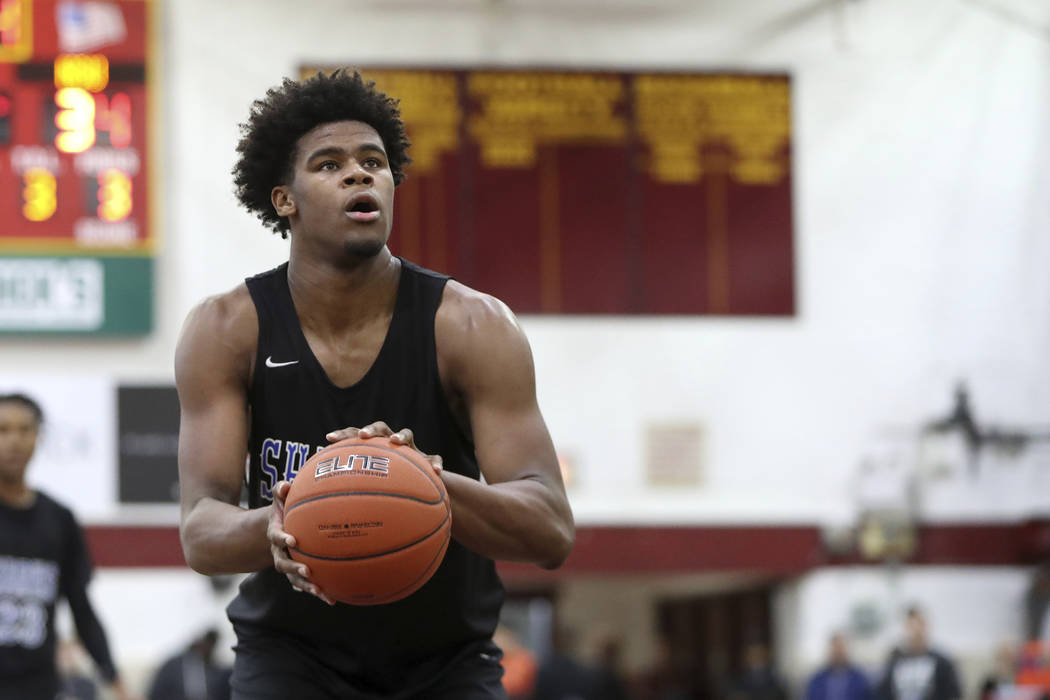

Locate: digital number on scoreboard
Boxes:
[0,0,152,334]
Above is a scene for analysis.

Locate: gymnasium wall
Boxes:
[4,0,1050,692]
[6,0,1049,526]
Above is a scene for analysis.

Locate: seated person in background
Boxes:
[805,632,872,700]
[728,642,788,700]
[148,628,231,700]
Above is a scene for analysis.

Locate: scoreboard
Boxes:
[307,66,796,315]
[0,0,151,334]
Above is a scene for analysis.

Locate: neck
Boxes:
[287,248,400,331]
[0,476,34,508]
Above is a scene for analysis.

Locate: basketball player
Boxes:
[0,394,133,700]
[175,70,575,699]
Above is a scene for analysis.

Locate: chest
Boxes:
[0,510,65,562]
[302,314,391,389]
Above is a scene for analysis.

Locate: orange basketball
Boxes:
[284,436,451,605]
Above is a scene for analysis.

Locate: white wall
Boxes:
[3,0,1049,530]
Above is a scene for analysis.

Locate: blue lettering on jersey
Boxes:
[258,440,339,500]
[283,442,311,482]
[260,438,282,501]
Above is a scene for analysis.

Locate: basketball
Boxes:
[283,437,451,605]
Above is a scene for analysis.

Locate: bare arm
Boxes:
[176,290,334,601]
[435,283,574,569]
[175,288,273,574]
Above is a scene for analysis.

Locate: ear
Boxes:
[271,185,296,218]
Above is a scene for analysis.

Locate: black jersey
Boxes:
[227,258,505,696]
[0,492,117,698]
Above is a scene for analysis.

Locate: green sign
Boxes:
[0,256,152,335]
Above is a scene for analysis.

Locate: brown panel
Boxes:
[84,526,185,568]
[639,180,710,314]
[83,522,1050,570]
[468,161,544,312]
[302,66,796,316]
[556,144,634,313]
[725,170,795,315]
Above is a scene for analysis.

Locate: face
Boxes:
[0,402,39,483]
[906,612,927,650]
[272,120,395,259]
[829,635,848,665]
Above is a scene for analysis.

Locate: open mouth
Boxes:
[345,194,381,223]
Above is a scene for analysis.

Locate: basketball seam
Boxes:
[350,528,452,604]
[290,505,451,562]
[285,488,443,516]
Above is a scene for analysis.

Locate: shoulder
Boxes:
[930,650,956,667]
[175,283,257,385]
[179,283,257,347]
[434,280,533,392]
[436,280,520,338]
[33,492,79,527]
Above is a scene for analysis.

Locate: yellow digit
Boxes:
[22,167,58,222]
[98,168,132,222]
[55,87,96,153]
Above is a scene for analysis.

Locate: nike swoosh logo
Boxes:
[265,356,299,368]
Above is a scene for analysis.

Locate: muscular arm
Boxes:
[175,287,272,575]
[436,283,574,569]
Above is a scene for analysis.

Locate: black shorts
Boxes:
[230,633,509,700]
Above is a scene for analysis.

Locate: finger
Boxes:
[357,421,392,439]
[325,426,362,443]
[428,454,444,473]
[390,428,414,447]
[269,528,296,550]
[273,480,291,503]
[285,575,335,605]
[274,555,309,580]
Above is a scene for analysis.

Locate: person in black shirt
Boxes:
[0,393,133,700]
[876,606,962,700]
[174,70,575,699]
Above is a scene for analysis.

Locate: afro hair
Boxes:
[232,69,412,237]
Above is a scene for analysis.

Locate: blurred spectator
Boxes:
[876,606,961,700]
[57,638,99,700]
[728,642,788,700]
[533,625,602,700]
[593,634,631,700]
[0,393,134,700]
[804,632,872,700]
[147,629,231,700]
[979,642,1019,700]
[495,624,538,700]
[637,634,688,700]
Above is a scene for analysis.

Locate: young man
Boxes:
[0,393,132,700]
[175,70,575,699]
[876,607,961,700]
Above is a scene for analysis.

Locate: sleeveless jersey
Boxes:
[226,259,505,695]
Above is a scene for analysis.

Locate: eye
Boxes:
[363,157,384,168]
[319,160,339,171]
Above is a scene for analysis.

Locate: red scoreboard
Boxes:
[306,66,796,316]
[0,0,151,334]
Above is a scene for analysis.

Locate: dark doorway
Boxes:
[656,584,780,700]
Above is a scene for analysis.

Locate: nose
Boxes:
[343,163,373,186]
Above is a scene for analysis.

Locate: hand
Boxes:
[267,480,334,605]
[326,421,444,475]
